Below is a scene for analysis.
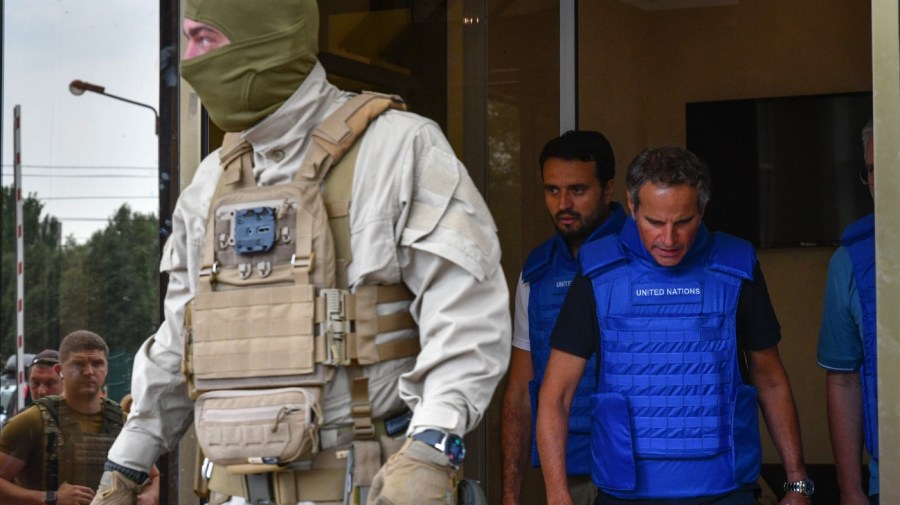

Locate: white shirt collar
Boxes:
[242,61,351,185]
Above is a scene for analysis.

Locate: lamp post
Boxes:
[69,79,160,135]
[67,76,174,321]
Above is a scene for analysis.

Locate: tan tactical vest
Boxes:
[184,93,420,502]
[34,396,125,491]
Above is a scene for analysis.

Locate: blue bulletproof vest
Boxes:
[842,213,878,460]
[580,218,761,499]
[521,202,625,475]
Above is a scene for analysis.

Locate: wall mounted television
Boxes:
[685,91,873,248]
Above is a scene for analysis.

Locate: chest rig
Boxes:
[184,93,420,484]
[35,396,125,491]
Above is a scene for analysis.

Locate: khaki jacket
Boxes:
[107,62,511,472]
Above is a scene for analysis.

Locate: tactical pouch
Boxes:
[195,387,323,468]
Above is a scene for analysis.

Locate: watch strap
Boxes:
[411,429,446,448]
[783,477,814,496]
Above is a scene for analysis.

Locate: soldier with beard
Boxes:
[501,131,625,505]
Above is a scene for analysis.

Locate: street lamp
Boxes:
[69,79,159,135]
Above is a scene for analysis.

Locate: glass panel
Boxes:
[1,1,160,416]
[319,1,449,132]
[487,0,561,286]
[482,1,561,502]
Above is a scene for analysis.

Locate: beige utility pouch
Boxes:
[195,387,323,468]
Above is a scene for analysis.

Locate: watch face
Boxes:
[445,434,466,466]
[803,478,815,495]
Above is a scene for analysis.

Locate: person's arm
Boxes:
[501,277,533,505]
[387,121,511,437]
[0,409,46,504]
[106,155,225,473]
[136,464,160,505]
[826,371,869,505]
[817,248,869,504]
[501,347,534,505]
[0,452,39,505]
[746,346,809,505]
[0,453,96,505]
[536,350,586,505]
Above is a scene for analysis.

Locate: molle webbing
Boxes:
[188,283,418,391]
[37,397,125,490]
[298,92,407,181]
[187,92,418,399]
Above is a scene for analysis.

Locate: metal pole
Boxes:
[14,105,26,411]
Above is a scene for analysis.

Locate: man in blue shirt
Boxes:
[817,119,879,505]
[501,131,625,505]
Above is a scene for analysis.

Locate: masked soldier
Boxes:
[90,1,510,504]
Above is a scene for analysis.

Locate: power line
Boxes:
[1,173,156,179]
[1,163,156,170]
[40,196,156,201]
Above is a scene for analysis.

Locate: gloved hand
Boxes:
[89,470,149,505]
[367,439,457,505]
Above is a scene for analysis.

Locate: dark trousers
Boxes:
[594,490,756,505]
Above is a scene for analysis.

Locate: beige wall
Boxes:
[578,0,872,465]
[872,0,899,500]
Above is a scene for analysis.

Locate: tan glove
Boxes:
[89,470,149,505]
[367,439,458,505]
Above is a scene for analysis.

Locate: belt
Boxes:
[320,409,412,449]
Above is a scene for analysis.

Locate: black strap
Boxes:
[245,473,275,505]
[47,432,59,490]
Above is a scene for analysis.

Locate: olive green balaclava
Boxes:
[180,0,319,132]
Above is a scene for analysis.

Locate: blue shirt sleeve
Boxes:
[817,246,864,371]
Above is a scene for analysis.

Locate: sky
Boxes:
[2,0,160,243]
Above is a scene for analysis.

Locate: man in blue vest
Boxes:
[537,146,811,505]
[817,119,878,505]
[501,130,625,505]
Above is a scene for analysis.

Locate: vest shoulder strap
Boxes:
[707,232,755,281]
[100,397,126,434]
[210,91,406,210]
[35,396,62,491]
[34,395,62,424]
[581,235,628,278]
[299,91,407,182]
[841,212,875,247]
[522,238,558,283]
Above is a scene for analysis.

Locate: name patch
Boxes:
[632,282,702,305]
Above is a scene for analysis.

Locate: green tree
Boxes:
[1,186,63,358]
[63,205,159,355]
[3,188,159,364]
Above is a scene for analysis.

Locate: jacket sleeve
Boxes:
[106,153,223,473]
[388,119,511,436]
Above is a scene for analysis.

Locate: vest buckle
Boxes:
[321,289,351,366]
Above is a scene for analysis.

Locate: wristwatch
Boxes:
[412,429,466,468]
[45,491,57,505]
[783,477,815,496]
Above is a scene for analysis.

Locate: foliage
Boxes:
[1,187,62,355]
[1,186,159,361]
